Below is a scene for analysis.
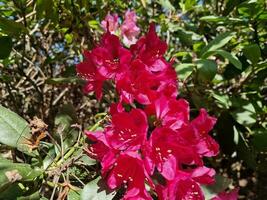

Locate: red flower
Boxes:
[212,188,239,200]
[91,32,132,80]
[143,127,203,180]
[177,109,219,157]
[76,51,106,99]
[85,131,117,176]
[131,24,168,72]
[116,59,159,104]
[116,59,177,105]
[106,108,148,151]
[157,167,215,200]
[146,96,189,130]
[106,152,152,200]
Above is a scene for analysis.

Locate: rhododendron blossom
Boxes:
[77,13,238,200]
[101,13,119,34]
[101,10,140,46]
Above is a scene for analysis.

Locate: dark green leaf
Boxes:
[243,44,261,64]
[17,191,40,200]
[46,77,84,85]
[0,36,12,59]
[252,129,267,151]
[203,50,242,69]
[196,59,217,81]
[0,16,28,36]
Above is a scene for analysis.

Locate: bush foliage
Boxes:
[0,0,266,199]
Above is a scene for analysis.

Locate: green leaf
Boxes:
[232,103,256,126]
[203,50,242,69]
[200,16,243,23]
[81,177,116,200]
[202,175,232,199]
[200,15,226,22]
[0,16,28,36]
[17,191,40,200]
[0,36,12,59]
[200,32,235,57]
[243,44,261,64]
[54,104,79,152]
[158,0,175,11]
[212,92,231,109]
[0,105,33,154]
[235,126,257,169]
[0,158,43,194]
[175,63,195,81]
[252,129,267,151]
[68,189,80,200]
[196,59,217,81]
[46,77,84,85]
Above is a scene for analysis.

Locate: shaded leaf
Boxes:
[0,36,12,59]
[0,16,28,36]
[243,44,261,64]
[202,175,232,199]
[203,50,242,69]
[196,59,217,81]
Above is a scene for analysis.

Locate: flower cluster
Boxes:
[77,12,221,200]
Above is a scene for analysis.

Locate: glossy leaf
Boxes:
[0,105,33,154]
[200,32,235,57]
[203,49,242,69]
[81,177,116,200]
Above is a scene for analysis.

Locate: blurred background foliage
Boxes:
[0,0,266,199]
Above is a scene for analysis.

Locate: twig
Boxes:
[15,10,36,23]
[52,88,69,106]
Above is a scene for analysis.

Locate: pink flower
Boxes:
[91,32,132,80]
[76,51,106,99]
[106,108,148,151]
[212,188,239,200]
[106,152,152,200]
[121,10,140,46]
[157,167,215,200]
[143,127,203,180]
[101,13,119,33]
